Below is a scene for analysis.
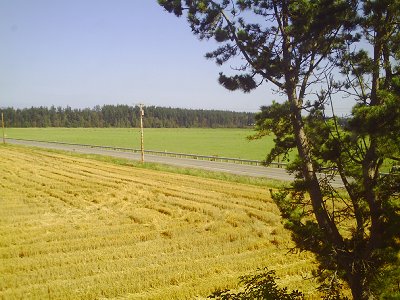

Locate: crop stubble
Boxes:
[0,145,317,299]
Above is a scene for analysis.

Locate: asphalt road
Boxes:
[6,138,345,186]
[8,138,295,181]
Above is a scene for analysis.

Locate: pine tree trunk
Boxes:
[345,264,368,300]
[349,277,365,300]
[278,1,344,247]
[286,82,344,247]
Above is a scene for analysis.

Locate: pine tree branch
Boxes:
[209,1,284,89]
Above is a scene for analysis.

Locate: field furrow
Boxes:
[0,145,319,299]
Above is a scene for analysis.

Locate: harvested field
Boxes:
[0,145,318,299]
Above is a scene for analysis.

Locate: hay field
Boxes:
[0,145,317,299]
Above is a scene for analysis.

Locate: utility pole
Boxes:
[139,104,144,163]
[1,112,5,144]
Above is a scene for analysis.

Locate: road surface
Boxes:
[8,138,343,186]
[8,138,295,181]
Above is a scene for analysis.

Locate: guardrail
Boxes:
[8,138,287,168]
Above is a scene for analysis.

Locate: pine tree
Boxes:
[158,0,399,298]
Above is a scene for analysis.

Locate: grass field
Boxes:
[0,144,319,299]
[5,128,279,161]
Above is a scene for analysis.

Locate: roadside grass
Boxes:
[0,144,320,299]
[35,146,288,189]
[5,127,281,161]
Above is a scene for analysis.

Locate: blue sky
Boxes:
[0,0,273,112]
[0,0,352,114]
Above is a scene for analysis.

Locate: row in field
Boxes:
[0,145,319,299]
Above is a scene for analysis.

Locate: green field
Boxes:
[0,145,320,299]
[5,128,278,161]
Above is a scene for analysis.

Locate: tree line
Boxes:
[0,105,255,128]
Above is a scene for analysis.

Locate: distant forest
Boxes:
[0,105,255,128]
